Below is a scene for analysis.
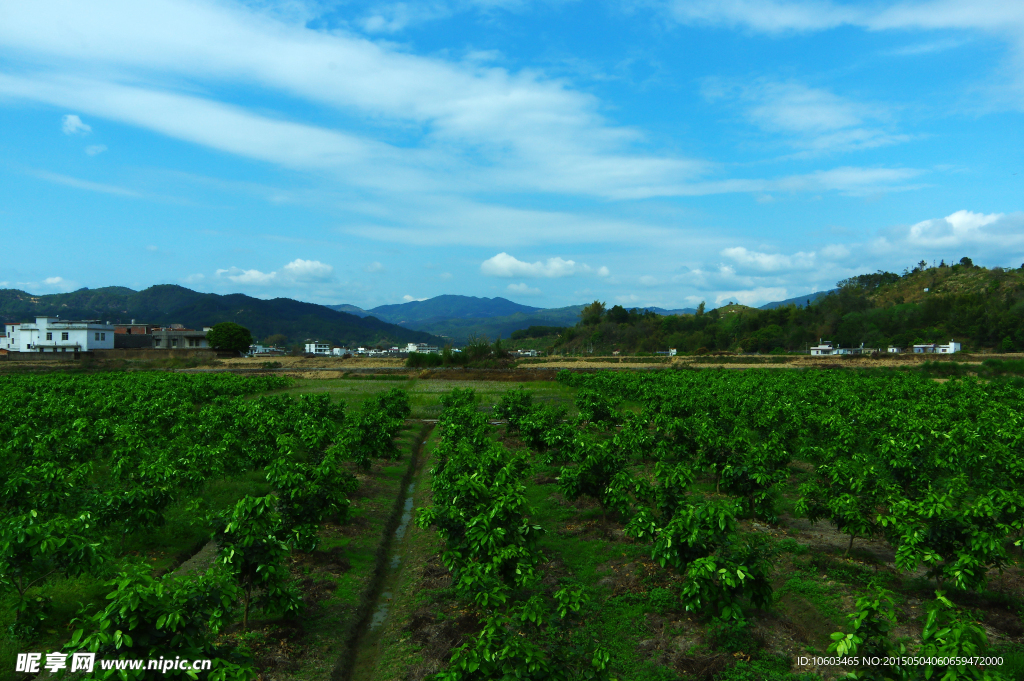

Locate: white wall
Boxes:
[16,318,115,352]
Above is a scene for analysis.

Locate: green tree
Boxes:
[66,561,254,680]
[205,322,254,355]
[213,495,300,630]
[0,511,106,637]
[264,333,288,347]
[579,300,606,326]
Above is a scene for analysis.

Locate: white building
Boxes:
[248,344,286,357]
[331,347,350,356]
[913,340,961,354]
[12,317,115,353]
[304,342,331,355]
[888,346,903,353]
[2,323,21,352]
[405,343,439,354]
[810,340,835,356]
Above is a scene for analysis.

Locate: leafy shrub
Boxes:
[406,352,443,368]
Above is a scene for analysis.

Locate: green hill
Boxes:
[0,285,443,348]
[411,305,587,342]
[550,261,1024,354]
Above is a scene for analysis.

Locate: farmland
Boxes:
[2,369,1023,680]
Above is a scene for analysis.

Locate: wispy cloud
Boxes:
[84,144,107,155]
[704,79,909,155]
[507,282,542,295]
[28,169,139,197]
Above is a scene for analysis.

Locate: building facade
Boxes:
[12,317,115,352]
[913,340,961,354]
[152,325,210,349]
[305,342,331,355]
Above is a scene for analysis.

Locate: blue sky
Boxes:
[1,0,1023,310]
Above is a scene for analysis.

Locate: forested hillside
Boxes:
[0,285,442,347]
[551,260,1024,354]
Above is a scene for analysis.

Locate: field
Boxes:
[2,368,1023,681]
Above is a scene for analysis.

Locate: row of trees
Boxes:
[0,373,411,678]
[544,370,1016,679]
[416,389,614,680]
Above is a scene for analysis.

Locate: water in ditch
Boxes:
[366,483,415,634]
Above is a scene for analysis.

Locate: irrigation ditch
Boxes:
[332,422,434,681]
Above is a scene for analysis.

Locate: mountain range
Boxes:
[0,285,833,347]
[0,285,442,347]
[325,294,827,342]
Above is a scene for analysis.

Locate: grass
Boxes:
[353,425,442,681]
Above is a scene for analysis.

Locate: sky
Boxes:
[1,0,1023,311]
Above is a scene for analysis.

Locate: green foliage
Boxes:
[212,495,301,630]
[341,387,411,469]
[627,496,775,621]
[830,591,1004,681]
[552,263,1024,353]
[421,387,617,680]
[406,351,443,368]
[493,386,534,433]
[706,616,758,654]
[511,325,568,340]
[0,510,106,638]
[580,301,606,326]
[574,388,616,425]
[205,322,254,354]
[66,561,255,680]
[558,440,632,518]
[266,446,357,551]
[828,590,905,680]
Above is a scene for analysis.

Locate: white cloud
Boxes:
[84,144,107,155]
[216,266,277,285]
[214,258,333,286]
[597,266,610,277]
[184,273,205,283]
[666,0,1024,107]
[639,275,658,286]
[364,261,384,273]
[507,282,542,295]
[820,244,850,259]
[909,213,1003,246]
[43,276,65,285]
[402,294,428,302]
[721,246,817,272]
[282,258,333,280]
[713,287,790,307]
[0,2,707,200]
[480,252,608,277]
[61,114,90,135]
[901,208,1024,250]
